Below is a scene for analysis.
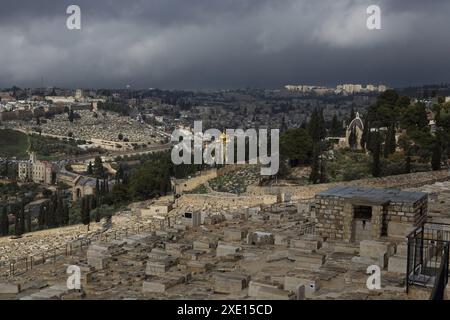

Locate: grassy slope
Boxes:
[0,129,29,159]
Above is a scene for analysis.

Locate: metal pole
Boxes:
[420,225,425,267]
[406,236,411,294]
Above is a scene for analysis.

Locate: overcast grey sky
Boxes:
[0,0,449,90]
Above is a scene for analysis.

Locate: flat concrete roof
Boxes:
[316,186,427,205]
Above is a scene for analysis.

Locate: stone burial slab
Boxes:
[213,272,250,294]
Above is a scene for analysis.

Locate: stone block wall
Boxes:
[385,196,427,227]
[315,196,346,241]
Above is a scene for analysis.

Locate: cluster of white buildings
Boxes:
[45,89,105,105]
[335,84,387,94]
[284,84,388,95]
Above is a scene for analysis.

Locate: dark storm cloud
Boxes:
[0,0,449,89]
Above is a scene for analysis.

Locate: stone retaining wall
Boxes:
[247,170,450,200]
[177,193,278,210]
[173,165,250,194]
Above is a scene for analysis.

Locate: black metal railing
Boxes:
[430,243,449,300]
[406,222,450,299]
[299,222,316,236]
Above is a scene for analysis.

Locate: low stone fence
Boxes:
[0,223,156,278]
[246,170,450,201]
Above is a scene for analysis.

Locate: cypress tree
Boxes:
[349,106,356,123]
[87,161,93,175]
[19,203,25,235]
[384,123,396,158]
[308,109,319,141]
[38,203,46,228]
[62,201,69,225]
[431,140,442,171]
[116,165,124,183]
[349,126,357,150]
[317,109,326,140]
[0,206,9,236]
[122,173,129,185]
[15,213,22,237]
[81,197,91,231]
[56,194,64,226]
[361,118,369,150]
[95,178,100,195]
[47,195,57,227]
[330,114,341,136]
[95,204,101,223]
[405,148,412,174]
[319,157,327,183]
[91,195,97,210]
[26,211,32,233]
[309,146,320,184]
[371,131,381,177]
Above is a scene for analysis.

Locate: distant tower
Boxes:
[75,89,83,100]
[220,132,228,164]
[92,101,98,112]
[30,152,37,164]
